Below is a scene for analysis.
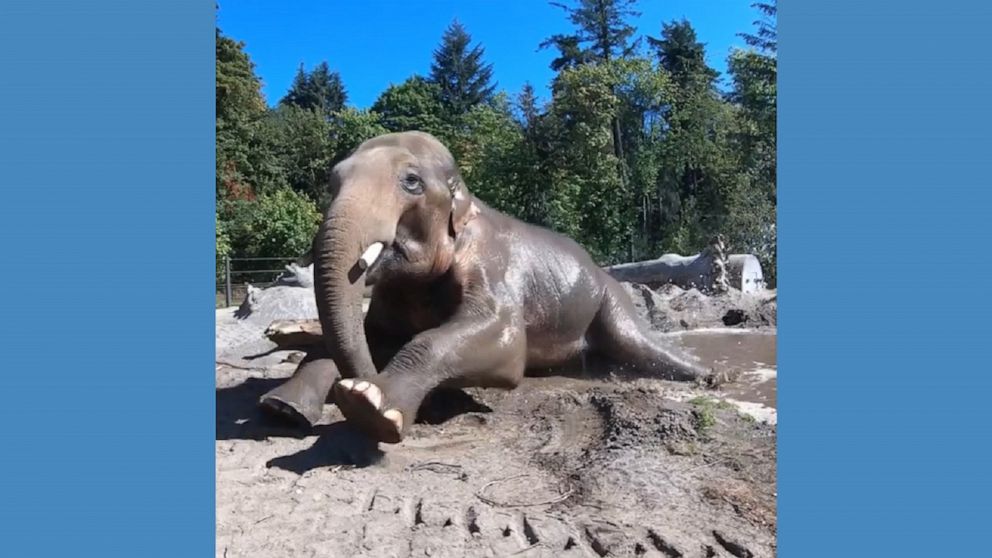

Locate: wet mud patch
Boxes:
[217,288,778,557]
[217,364,776,558]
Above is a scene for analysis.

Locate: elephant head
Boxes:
[313,131,478,378]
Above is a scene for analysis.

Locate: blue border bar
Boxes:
[2,1,990,555]
[1,1,215,555]
[780,1,991,555]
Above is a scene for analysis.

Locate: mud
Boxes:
[217,285,777,557]
[668,330,777,424]
[622,283,777,333]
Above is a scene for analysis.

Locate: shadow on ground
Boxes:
[216,377,312,441]
[265,421,385,472]
[217,376,495,471]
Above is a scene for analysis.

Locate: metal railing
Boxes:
[218,256,300,307]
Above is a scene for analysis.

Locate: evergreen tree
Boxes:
[543,0,642,258]
[539,34,594,72]
[429,20,497,117]
[546,0,640,62]
[543,62,631,262]
[455,94,526,215]
[726,1,777,285]
[214,7,777,286]
[511,83,553,227]
[728,0,777,183]
[266,104,333,202]
[517,83,540,130]
[648,20,719,91]
[649,20,737,254]
[280,61,348,118]
[739,0,777,54]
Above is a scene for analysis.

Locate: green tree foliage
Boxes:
[728,1,776,200]
[510,84,553,226]
[371,76,451,140]
[280,61,348,118]
[648,20,719,90]
[220,188,321,260]
[265,105,333,202]
[453,94,526,216]
[542,59,668,263]
[429,21,496,118]
[647,20,739,255]
[546,63,627,260]
[539,35,594,72]
[216,210,232,282]
[328,108,389,172]
[545,0,641,62]
[612,58,671,259]
[725,1,777,284]
[215,1,778,286]
[542,0,641,258]
[739,0,777,54]
[216,29,285,199]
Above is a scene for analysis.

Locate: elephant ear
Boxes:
[447,176,478,238]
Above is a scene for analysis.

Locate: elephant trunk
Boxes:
[312,190,393,379]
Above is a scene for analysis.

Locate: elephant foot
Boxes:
[258,356,340,429]
[333,379,404,444]
[258,389,324,429]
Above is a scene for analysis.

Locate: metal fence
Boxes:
[217,256,300,307]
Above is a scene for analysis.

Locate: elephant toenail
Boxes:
[383,409,403,431]
[366,388,383,409]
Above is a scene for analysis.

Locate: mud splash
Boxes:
[510,328,778,425]
[668,328,778,424]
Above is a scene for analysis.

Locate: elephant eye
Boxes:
[400,173,424,195]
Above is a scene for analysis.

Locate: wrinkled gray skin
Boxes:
[260,131,717,443]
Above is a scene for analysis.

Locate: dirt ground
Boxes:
[216,285,777,558]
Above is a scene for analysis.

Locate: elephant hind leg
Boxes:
[586,280,713,383]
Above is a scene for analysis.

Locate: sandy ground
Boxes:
[216,284,777,558]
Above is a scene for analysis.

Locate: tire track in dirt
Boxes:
[216,365,775,558]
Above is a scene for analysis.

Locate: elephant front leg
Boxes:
[333,307,525,443]
[258,321,403,429]
[258,349,340,428]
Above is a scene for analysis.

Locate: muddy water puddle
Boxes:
[669,329,776,405]
[667,328,777,423]
[516,328,778,423]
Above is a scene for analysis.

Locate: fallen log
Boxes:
[603,253,764,293]
[604,254,714,290]
[725,254,766,294]
[603,236,764,294]
[264,319,323,349]
[264,298,371,349]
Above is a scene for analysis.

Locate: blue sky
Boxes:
[217,1,761,109]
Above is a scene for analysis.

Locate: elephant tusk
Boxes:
[357,242,384,271]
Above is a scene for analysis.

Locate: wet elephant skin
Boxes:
[259,131,716,442]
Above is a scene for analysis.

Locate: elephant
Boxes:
[258,131,720,443]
